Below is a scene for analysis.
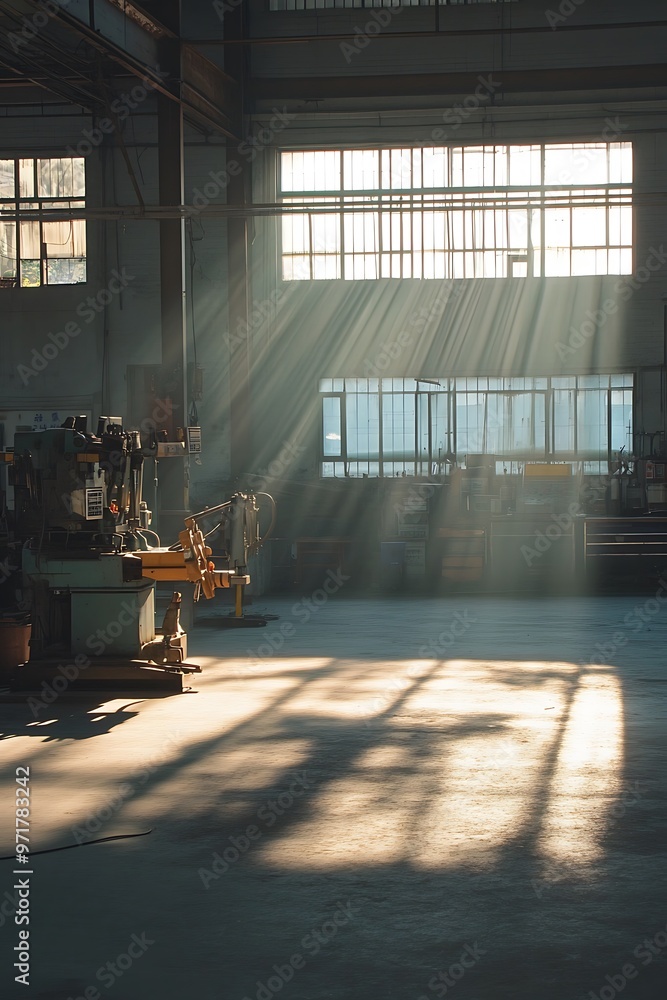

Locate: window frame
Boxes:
[279,143,633,281]
[0,156,87,289]
[319,374,635,476]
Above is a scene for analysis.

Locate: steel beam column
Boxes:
[225,5,251,483]
[157,0,188,532]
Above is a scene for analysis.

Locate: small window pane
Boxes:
[343,150,379,191]
[46,258,86,284]
[611,389,633,453]
[19,160,34,198]
[323,397,342,457]
[381,148,415,190]
[0,160,14,198]
[422,147,448,188]
[382,392,416,460]
[577,390,607,452]
[20,258,41,287]
[509,146,541,186]
[346,392,379,459]
[0,221,17,284]
[38,158,75,197]
[572,206,606,246]
[609,143,633,184]
[283,255,310,280]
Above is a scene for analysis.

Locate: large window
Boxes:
[280,143,633,280]
[0,157,86,288]
[319,375,633,476]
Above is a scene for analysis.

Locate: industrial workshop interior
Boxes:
[2,0,667,998]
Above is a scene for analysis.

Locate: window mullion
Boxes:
[378,382,383,476]
[428,392,432,473]
[413,390,418,468]
[339,151,344,278]
[15,160,21,286]
[308,212,314,280]
[482,390,487,455]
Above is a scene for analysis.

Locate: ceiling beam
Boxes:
[251,64,667,102]
[188,18,667,47]
[9,0,240,138]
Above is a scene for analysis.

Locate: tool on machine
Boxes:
[0,416,275,691]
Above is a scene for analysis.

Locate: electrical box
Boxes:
[186,426,202,454]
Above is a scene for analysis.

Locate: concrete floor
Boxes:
[1,594,667,1000]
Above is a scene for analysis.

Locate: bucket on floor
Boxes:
[0,618,32,675]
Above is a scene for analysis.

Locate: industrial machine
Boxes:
[0,415,273,691]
